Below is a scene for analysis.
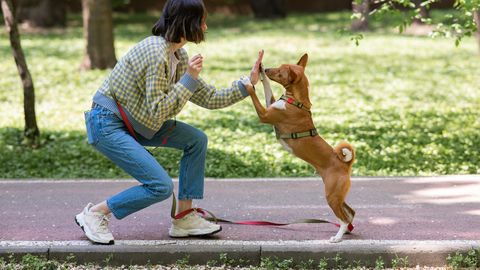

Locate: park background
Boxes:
[0,0,479,178]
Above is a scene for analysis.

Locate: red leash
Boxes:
[173,205,354,233]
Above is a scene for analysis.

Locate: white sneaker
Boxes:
[75,203,114,245]
[169,209,222,237]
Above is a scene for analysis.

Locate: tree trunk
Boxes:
[351,0,369,31]
[412,0,430,25]
[475,11,480,53]
[1,0,40,148]
[17,0,67,28]
[249,0,287,19]
[80,0,117,70]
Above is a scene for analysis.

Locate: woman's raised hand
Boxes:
[250,50,264,85]
[187,54,203,80]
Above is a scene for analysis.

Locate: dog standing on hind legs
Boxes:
[244,52,356,242]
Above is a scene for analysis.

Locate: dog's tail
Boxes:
[334,142,355,165]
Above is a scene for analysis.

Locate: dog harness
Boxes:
[279,94,311,112]
[275,95,318,140]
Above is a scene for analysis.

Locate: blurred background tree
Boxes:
[1,0,40,147]
[249,0,287,19]
[413,0,431,25]
[16,0,67,28]
[352,0,370,31]
[80,0,116,70]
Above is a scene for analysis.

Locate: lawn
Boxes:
[0,11,479,178]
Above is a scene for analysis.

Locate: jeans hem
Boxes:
[178,196,204,200]
[106,199,124,220]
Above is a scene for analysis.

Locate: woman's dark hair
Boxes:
[152,0,207,43]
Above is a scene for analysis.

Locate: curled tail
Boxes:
[335,141,355,164]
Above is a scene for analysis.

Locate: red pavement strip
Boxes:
[0,176,479,266]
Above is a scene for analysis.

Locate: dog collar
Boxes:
[279,95,311,112]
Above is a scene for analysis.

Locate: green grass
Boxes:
[0,11,479,178]
[3,250,480,269]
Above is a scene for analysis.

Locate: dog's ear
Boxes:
[297,53,308,68]
[288,66,299,83]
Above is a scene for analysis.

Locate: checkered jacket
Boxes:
[95,36,248,138]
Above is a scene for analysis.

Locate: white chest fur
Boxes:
[272,100,290,152]
[271,100,286,110]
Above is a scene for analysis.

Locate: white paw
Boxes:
[329,236,342,243]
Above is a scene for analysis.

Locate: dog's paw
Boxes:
[329,236,343,243]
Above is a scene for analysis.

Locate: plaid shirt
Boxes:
[96,36,248,137]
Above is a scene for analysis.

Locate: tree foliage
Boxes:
[354,0,480,46]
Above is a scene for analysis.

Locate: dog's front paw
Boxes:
[329,236,342,243]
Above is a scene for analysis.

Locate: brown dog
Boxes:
[245,54,355,242]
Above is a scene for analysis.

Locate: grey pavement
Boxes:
[1,175,479,267]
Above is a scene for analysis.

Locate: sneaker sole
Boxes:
[75,215,114,245]
[169,227,222,238]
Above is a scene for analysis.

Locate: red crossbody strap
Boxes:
[114,100,139,141]
[109,78,139,141]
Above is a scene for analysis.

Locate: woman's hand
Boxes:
[240,76,255,96]
[187,54,203,80]
[249,50,264,85]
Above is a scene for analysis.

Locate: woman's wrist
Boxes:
[186,71,199,80]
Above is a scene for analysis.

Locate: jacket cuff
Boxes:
[237,80,249,97]
[180,73,199,93]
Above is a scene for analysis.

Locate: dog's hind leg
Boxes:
[324,174,354,243]
[326,195,352,243]
[343,202,356,222]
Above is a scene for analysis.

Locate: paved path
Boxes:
[1,175,479,266]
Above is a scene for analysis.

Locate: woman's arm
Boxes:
[188,78,248,109]
[188,50,264,109]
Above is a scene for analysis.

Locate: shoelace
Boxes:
[96,214,111,234]
[191,209,215,226]
[174,207,217,223]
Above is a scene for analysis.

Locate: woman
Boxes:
[75,0,263,244]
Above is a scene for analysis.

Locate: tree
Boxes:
[249,0,287,19]
[80,0,117,70]
[16,0,67,28]
[412,0,430,25]
[1,0,40,147]
[356,0,480,52]
[474,10,480,50]
[352,0,370,31]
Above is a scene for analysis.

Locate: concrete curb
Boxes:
[1,240,479,267]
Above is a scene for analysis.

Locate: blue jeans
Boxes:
[85,104,207,219]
